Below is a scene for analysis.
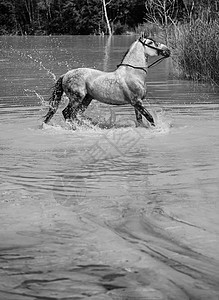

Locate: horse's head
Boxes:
[139,37,171,58]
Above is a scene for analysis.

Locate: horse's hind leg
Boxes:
[62,94,93,121]
[77,94,93,115]
[133,100,155,126]
[43,76,63,124]
[62,92,83,121]
[62,101,75,121]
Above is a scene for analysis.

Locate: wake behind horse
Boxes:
[43,36,170,127]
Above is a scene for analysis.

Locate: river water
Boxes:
[0,36,219,300]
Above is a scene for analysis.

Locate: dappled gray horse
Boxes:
[43,36,170,127]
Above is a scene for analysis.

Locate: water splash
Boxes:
[24,89,48,107]
[40,113,172,140]
[39,97,172,135]
[27,54,57,82]
[153,110,172,134]
[8,45,57,83]
[65,115,101,131]
[41,115,100,133]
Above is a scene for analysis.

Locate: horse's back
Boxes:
[62,68,103,96]
[63,68,103,85]
[61,67,130,105]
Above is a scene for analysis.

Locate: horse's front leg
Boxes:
[134,108,143,127]
[133,100,155,127]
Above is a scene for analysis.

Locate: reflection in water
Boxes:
[103,35,112,72]
[0,36,219,299]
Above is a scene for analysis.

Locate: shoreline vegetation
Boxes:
[170,18,219,85]
[0,0,218,85]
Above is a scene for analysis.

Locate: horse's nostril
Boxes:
[164,49,171,57]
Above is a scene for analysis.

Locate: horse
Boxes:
[43,36,170,128]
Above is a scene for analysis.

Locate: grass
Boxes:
[171,18,219,85]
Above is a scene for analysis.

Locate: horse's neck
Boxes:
[122,41,148,67]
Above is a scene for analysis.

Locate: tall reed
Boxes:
[171,18,219,85]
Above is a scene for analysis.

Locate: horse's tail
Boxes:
[43,75,64,124]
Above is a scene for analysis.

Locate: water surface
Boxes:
[0,36,219,300]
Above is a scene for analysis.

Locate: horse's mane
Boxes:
[119,36,156,65]
[120,48,130,64]
[120,40,138,64]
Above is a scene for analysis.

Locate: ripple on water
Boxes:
[1,35,219,300]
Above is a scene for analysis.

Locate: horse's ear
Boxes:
[139,32,147,40]
[140,32,144,39]
[139,32,146,43]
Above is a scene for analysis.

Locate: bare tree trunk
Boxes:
[24,0,33,24]
[102,0,112,35]
[44,0,52,21]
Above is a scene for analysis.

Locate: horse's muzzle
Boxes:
[160,48,171,57]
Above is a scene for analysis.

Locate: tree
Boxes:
[144,0,184,43]
[182,0,219,22]
[0,0,16,34]
[109,0,145,26]
[102,0,112,35]
[2,0,203,35]
[145,0,180,27]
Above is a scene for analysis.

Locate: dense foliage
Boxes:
[0,0,143,35]
[0,0,217,36]
[0,0,187,35]
[172,16,219,84]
